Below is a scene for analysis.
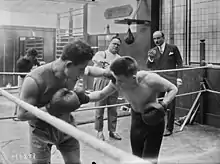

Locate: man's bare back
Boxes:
[117,71,159,113]
[88,56,178,163]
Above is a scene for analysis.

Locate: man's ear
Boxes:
[65,61,73,68]
[133,74,139,83]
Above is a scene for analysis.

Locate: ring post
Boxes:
[199,39,207,124]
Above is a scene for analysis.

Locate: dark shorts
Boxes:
[130,109,165,164]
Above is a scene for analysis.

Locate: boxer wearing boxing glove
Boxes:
[142,101,168,126]
[46,88,91,116]
[102,69,116,84]
[88,56,178,164]
[17,40,121,164]
[46,88,81,116]
[74,88,90,104]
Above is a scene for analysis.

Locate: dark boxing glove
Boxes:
[103,69,116,84]
[46,88,81,115]
[74,87,90,105]
[142,102,167,126]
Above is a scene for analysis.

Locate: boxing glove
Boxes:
[148,49,157,62]
[74,87,90,105]
[103,69,116,84]
[46,88,81,115]
[142,101,167,126]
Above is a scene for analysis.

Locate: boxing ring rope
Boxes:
[0,63,220,163]
[0,65,210,77]
[0,72,27,75]
[149,65,209,73]
[206,89,220,95]
[0,88,149,164]
[0,65,218,121]
[0,89,209,121]
[76,90,207,113]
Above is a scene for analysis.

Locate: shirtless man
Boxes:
[88,56,178,164]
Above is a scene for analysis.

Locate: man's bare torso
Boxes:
[117,71,158,113]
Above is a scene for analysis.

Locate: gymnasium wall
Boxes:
[0,25,55,86]
[160,0,220,65]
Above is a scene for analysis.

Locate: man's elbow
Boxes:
[173,85,178,95]
[17,114,27,121]
[90,91,105,102]
[17,109,28,121]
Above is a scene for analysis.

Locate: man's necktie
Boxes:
[159,46,163,54]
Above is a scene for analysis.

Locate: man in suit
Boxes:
[146,31,183,136]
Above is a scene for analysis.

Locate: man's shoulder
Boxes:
[94,51,105,56]
[136,71,149,82]
[28,62,52,77]
[137,70,157,77]
[116,54,121,58]
[93,51,105,60]
[137,71,160,83]
[166,43,178,49]
[17,57,29,65]
[27,63,53,89]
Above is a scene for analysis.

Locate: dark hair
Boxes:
[110,34,122,43]
[160,31,165,37]
[27,48,38,57]
[110,56,138,77]
[61,40,94,65]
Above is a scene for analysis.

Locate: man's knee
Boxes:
[59,146,81,164]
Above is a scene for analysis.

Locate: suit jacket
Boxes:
[146,43,183,85]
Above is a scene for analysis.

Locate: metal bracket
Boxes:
[114,18,151,25]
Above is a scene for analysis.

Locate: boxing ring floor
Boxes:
[0,93,220,164]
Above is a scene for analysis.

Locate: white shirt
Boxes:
[92,50,120,69]
[157,42,166,54]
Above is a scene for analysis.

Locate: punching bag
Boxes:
[124,27,135,45]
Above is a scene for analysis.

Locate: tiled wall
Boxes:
[160,0,220,65]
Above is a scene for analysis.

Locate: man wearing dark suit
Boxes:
[146,31,183,136]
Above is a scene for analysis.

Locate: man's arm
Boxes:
[147,73,178,105]
[88,81,117,102]
[174,45,183,79]
[84,66,106,77]
[17,77,47,121]
[17,58,27,72]
[84,66,115,80]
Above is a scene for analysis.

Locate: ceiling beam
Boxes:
[42,0,99,5]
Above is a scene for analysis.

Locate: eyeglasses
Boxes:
[112,43,121,46]
[153,36,163,40]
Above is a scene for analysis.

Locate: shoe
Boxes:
[97,132,105,141]
[109,132,122,140]
[163,129,173,137]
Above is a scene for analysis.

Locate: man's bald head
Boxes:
[153,31,164,38]
[153,31,165,46]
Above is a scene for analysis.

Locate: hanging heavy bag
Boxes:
[124,27,135,45]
